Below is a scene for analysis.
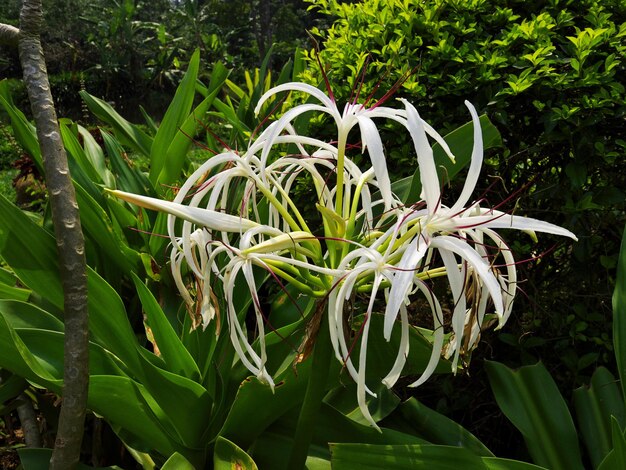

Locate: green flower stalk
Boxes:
[111,81,576,429]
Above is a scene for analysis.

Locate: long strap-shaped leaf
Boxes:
[613,223,626,405]
[485,361,584,470]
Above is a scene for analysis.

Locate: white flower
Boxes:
[111,82,576,429]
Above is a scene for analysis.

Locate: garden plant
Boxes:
[0,1,624,470]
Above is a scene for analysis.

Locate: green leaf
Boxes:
[131,274,200,380]
[0,81,43,171]
[150,49,200,184]
[60,120,105,185]
[157,61,230,185]
[0,299,63,332]
[391,398,494,456]
[162,452,195,470]
[598,418,626,470]
[102,130,154,196]
[75,183,141,275]
[329,444,548,470]
[86,376,181,459]
[393,114,502,204]
[80,91,153,157]
[0,373,27,404]
[214,436,259,470]
[574,367,625,468]
[613,222,626,404]
[18,448,123,470]
[485,361,584,470]
[0,192,64,308]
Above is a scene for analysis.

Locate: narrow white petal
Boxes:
[255,82,339,116]
[357,116,392,211]
[450,101,483,213]
[432,235,504,315]
[110,190,259,232]
[408,281,445,387]
[384,234,429,339]
[400,99,441,212]
[467,211,578,241]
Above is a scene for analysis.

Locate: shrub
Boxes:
[304,0,626,382]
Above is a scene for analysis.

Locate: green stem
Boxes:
[287,307,332,469]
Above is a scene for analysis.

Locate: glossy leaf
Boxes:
[613,222,626,404]
[102,129,154,196]
[598,417,626,470]
[80,91,153,157]
[485,361,584,470]
[214,436,259,470]
[0,373,27,405]
[157,61,230,185]
[75,183,141,275]
[390,398,494,457]
[162,452,195,470]
[329,444,547,470]
[132,274,200,380]
[18,448,122,470]
[150,49,200,184]
[0,81,43,171]
[573,367,625,468]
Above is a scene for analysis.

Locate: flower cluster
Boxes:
[112,82,576,428]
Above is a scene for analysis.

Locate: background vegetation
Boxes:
[1,0,625,467]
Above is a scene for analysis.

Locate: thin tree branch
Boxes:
[18,1,90,469]
[16,393,43,448]
[0,23,19,47]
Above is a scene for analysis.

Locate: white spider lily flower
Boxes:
[110,80,577,430]
[110,189,259,232]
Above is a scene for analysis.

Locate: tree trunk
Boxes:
[0,1,90,469]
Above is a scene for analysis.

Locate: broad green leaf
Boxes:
[485,361,584,470]
[80,91,153,157]
[87,376,182,459]
[150,49,200,184]
[18,329,126,378]
[18,448,123,470]
[132,274,200,381]
[573,367,625,468]
[78,124,116,187]
[0,373,27,404]
[0,192,64,308]
[60,120,105,185]
[214,436,259,470]
[162,452,195,470]
[325,382,400,426]
[0,281,30,302]
[220,366,312,449]
[0,312,61,389]
[613,222,626,404]
[329,444,547,470]
[137,357,213,449]
[0,299,63,331]
[102,130,154,196]
[157,61,230,185]
[0,192,142,372]
[0,81,43,171]
[75,183,141,275]
[392,114,502,204]
[598,418,626,470]
[391,398,494,457]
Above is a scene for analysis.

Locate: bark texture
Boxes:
[17,1,90,469]
[16,393,43,448]
[0,23,19,47]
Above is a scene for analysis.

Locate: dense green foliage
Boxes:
[0,0,314,119]
[304,0,626,383]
